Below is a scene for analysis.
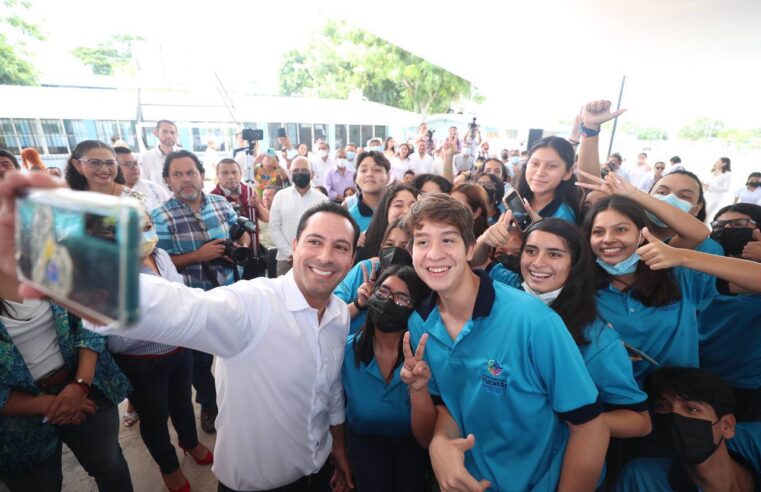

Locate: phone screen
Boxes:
[505,191,532,231]
[15,189,142,326]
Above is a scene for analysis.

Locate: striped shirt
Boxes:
[151,193,238,290]
[107,249,180,356]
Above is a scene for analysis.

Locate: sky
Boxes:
[18,0,761,131]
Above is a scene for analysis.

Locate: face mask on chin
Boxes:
[521,281,563,305]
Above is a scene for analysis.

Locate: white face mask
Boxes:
[336,159,347,169]
[319,150,329,158]
[521,281,563,305]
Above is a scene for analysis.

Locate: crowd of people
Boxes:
[0,98,760,492]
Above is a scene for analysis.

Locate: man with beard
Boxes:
[140,120,181,191]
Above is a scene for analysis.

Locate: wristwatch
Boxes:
[71,378,91,395]
[580,124,601,138]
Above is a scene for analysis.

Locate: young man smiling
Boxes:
[406,193,609,492]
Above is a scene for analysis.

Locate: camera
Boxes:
[242,128,264,142]
[470,117,478,132]
[426,129,435,138]
[222,217,257,264]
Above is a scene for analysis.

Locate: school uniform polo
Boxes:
[614,422,761,492]
[334,259,377,334]
[488,264,646,410]
[348,198,374,232]
[538,199,576,224]
[342,334,412,438]
[595,240,719,384]
[408,270,601,491]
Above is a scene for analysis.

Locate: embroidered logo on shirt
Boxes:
[481,360,507,395]
[487,359,503,376]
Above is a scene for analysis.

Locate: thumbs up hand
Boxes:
[637,227,686,270]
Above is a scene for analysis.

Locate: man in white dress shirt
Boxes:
[114,146,170,211]
[0,172,359,492]
[310,141,335,188]
[409,139,435,175]
[140,120,181,191]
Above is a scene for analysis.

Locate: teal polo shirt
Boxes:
[538,199,577,224]
[488,264,646,410]
[614,422,761,491]
[348,198,374,232]
[408,270,601,491]
[342,334,412,438]
[595,238,720,384]
[334,259,377,334]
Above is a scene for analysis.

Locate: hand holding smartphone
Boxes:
[503,190,533,232]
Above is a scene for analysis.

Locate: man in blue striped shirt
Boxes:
[151,150,249,433]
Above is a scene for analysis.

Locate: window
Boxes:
[361,125,373,146]
[118,121,138,151]
[335,124,347,150]
[349,125,361,147]
[40,119,69,154]
[95,120,119,144]
[267,122,282,149]
[313,124,327,143]
[285,123,298,145]
[64,119,93,150]
[374,125,387,141]
[14,119,44,152]
[0,119,19,153]
[298,124,313,150]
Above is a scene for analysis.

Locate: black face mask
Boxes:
[291,172,311,189]
[480,184,497,205]
[650,413,677,456]
[671,413,722,465]
[379,246,412,268]
[492,253,520,273]
[710,227,754,256]
[367,296,413,333]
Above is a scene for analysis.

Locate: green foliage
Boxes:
[279,20,480,116]
[0,0,43,85]
[71,34,144,76]
[678,117,725,140]
[619,121,668,141]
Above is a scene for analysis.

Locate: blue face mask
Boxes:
[646,193,694,228]
[346,151,356,161]
[510,156,520,165]
[596,232,643,276]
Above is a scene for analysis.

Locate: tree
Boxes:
[677,117,725,140]
[0,0,44,85]
[279,20,480,117]
[72,34,144,76]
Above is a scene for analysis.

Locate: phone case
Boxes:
[15,188,142,326]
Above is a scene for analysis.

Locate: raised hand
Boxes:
[576,170,637,197]
[441,141,456,161]
[400,332,431,391]
[742,229,761,262]
[581,100,627,131]
[569,107,583,143]
[430,434,491,492]
[479,210,520,249]
[637,227,684,270]
[355,261,378,309]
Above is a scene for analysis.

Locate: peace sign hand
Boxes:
[400,332,431,391]
[581,99,627,130]
[355,261,378,309]
[576,170,637,198]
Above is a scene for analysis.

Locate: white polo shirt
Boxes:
[310,155,336,188]
[88,271,349,491]
[409,152,434,175]
[139,146,180,191]
[269,186,329,261]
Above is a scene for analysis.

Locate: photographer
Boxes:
[211,158,269,223]
[151,150,249,434]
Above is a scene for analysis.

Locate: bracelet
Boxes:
[580,124,600,138]
[568,138,580,146]
[70,378,91,395]
[353,299,366,311]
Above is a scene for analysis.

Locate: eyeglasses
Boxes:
[120,161,139,168]
[374,285,412,308]
[711,218,757,229]
[79,159,118,169]
[191,212,207,231]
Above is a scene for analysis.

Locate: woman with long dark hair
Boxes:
[65,140,146,204]
[342,265,431,492]
[475,171,504,225]
[451,183,489,239]
[355,183,418,263]
[488,218,650,438]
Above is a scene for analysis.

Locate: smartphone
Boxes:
[504,190,533,231]
[277,128,287,138]
[15,188,142,326]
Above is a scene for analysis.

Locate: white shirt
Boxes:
[131,178,172,212]
[627,163,651,188]
[139,146,179,192]
[409,152,434,175]
[311,155,336,188]
[89,272,348,491]
[389,157,413,182]
[2,299,64,380]
[735,185,761,204]
[269,186,329,261]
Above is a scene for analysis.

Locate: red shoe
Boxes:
[162,472,190,492]
[181,445,213,465]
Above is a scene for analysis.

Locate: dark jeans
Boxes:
[113,348,199,474]
[346,428,429,492]
[217,459,329,492]
[191,349,217,412]
[0,389,133,492]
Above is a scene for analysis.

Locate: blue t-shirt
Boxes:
[488,264,646,409]
[614,422,761,491]
[334,258,377,334]
[595,238,719,384]
[342,334,412,438]
[348,199,374,232]
[408,271,601,491]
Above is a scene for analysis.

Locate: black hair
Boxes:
[719,157,731,173]
[650,169,707,222]
[0,149,20,169]
[747,172,761,183]
[519,219,598,345]
[162,150,205,178]
[644,366,735,418]
[65,140,124,191]
[413,173,452,194]
[155,119,177,131]
[295,201,360,251]
[670,156,681,164]
[609,152,623,163]
[713,202,761,227]
[403,169,415,177]
[356,183,418,263]
[639,152,648,158]
[113,146,132,155]
[384,137,395,151]
[517,136,581,221]
[475,171,505,206]
[217,157,241,171]
[483,158,509,183]
[353,265,430,368]
[355,150,390,173]
[583,195,682,307]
